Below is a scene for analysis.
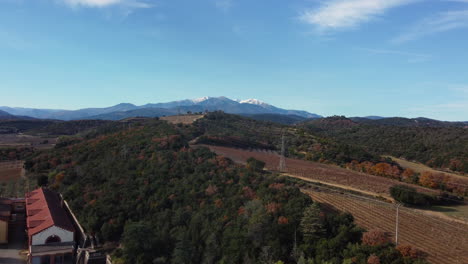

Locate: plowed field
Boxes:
[200,145,437,197]
[303,187,468,264]
[0,160,24,181]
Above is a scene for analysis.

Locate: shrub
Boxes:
[246,157,266,172]
[389,185,433,206]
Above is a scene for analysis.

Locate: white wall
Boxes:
[31,225,73,245]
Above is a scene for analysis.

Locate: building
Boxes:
[0,204,10,244]
[26,188,76,264]
[0,198,12,244]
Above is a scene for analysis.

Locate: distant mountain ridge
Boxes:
[0,109,36,120]
[0,97,322,121]
[305,116,467,129]
[0,110,13,117]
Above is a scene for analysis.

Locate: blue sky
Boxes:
[1,0,468,121]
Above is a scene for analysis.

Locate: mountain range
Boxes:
[0,109,35,120]
[0,96,321,121]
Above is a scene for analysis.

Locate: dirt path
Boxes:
[282,173,393,200]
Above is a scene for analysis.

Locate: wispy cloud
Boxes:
[406,83,468,121]
[357,48,432,63]
[393,9,468,43]
[214,0,232,12]
[407,102,468,121]
[61,0,152,9]
[299,0,417,31]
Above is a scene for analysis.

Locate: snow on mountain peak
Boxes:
[191,96,211,103]
[240,99,268,106]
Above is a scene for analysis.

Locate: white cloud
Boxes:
[393,10,468,43]
[299,0,417,31]
[61,0,152,8]
[62,0,121,7]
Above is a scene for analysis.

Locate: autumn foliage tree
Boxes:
[362,229,390,246]
[419,172,443,189]
[396,244,426,259]
[367,254,381,264]
[401,168,417,183]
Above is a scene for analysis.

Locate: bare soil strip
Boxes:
[160,114,204,124]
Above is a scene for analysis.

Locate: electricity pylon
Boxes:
[279,133,286,171]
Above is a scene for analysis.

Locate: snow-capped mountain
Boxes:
[191,96,211,103]
[239,99,270,107]
[0,96,322,120]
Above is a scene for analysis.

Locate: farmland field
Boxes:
[0,134,57,149]
[200,145,438,198]
[302,186,468,264]
[0,161,24,181]
[200,144,468,264]
[0,160,26,197]
[160,114,204,124]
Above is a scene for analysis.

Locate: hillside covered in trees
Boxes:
[192,113,468,195]
[194,112,386,167]
[23,118,427,264]
[302,116,468,174]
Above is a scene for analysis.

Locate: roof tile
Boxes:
[25,188,75,238]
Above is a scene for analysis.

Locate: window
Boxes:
[45,235,61,244]
[55,254,63,264]
[32,256,41,264]
[41,255,51,264]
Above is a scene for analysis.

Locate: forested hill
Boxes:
[24,118,426,264]
[193,112,388,167]
[302,116,468,174]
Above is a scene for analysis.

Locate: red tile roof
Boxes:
[25,188,75,239]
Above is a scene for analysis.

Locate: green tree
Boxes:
[300,203,324,242]
[122,221,157,264]
[246,157,266,172]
